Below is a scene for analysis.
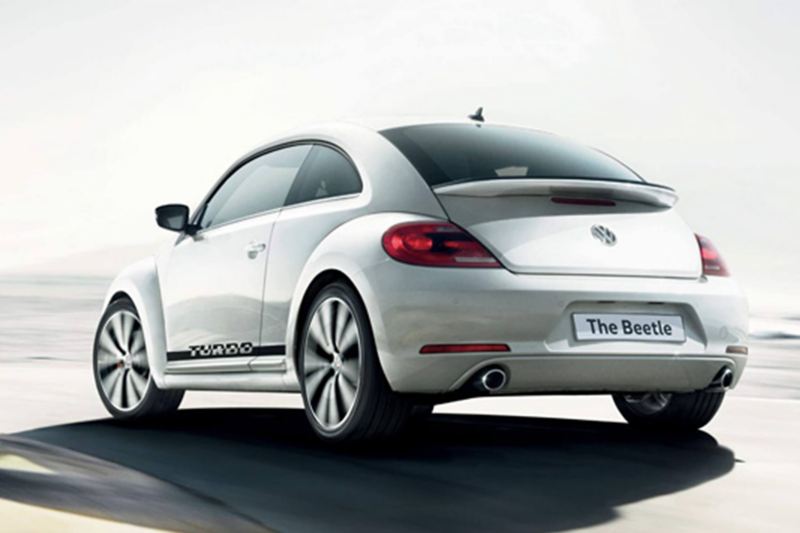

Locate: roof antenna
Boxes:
[468,106,485,122]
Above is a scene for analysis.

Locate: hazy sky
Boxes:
[0,0,798,313]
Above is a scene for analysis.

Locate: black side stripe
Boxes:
[167,344,286,362]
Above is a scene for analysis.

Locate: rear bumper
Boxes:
[394,354,744,395]
[355,261,748,394]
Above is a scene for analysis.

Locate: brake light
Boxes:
[551,197,616,207]
[382,222,500,268]
[696,234,729,277]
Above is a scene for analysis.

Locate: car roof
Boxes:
[341,116,480,132]
[232,118,556,174]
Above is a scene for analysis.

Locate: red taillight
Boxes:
[696,234,729,277]
[382,222,500,268]
[420,343,510,354]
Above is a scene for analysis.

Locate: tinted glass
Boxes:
[380,124,643,187]
[285,145,362,206]
[201,144,311,229]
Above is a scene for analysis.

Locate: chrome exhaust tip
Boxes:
[707,367,735,392]
[476,367,508,393]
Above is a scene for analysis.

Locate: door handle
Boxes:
[245,242,267,258]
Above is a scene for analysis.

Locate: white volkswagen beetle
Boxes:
[94,117,748,442]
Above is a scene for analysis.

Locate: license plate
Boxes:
[572,313,686,342]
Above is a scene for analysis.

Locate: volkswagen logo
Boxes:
[591,225,617,246]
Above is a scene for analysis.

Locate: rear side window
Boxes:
[285,145,362,206]
[200,144,311,229]
[380,124,643,187]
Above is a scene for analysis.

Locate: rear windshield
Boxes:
[380,124,644,187]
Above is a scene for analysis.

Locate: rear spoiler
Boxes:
[433,178,678,208]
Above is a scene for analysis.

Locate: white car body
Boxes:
[97,118,748,438]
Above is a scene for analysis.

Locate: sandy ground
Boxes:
[0,342,798,531]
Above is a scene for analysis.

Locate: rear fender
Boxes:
[283,212,441,389]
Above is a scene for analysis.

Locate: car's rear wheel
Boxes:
[93,298,183,420]
[299,282,412,442]
[612,390,725,430]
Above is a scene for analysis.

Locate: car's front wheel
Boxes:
[612,390,725,430]
[298,282,413,442]
[93,298,183,420]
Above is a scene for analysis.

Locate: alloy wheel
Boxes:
[96,310,151,411]
[303,296,362,431]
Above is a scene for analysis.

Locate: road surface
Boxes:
[1,341,798,532]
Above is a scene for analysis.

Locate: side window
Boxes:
[200,144,311,229]
[285,145,362,206]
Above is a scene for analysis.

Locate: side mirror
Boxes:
[155,204,195,234]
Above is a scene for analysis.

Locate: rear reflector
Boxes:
[382,222,500,268]
[695,234,729,276]
[551,196,616,207]
[420,343,510,354]
[726,345,748,355]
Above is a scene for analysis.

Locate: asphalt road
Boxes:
[1,342,798,532]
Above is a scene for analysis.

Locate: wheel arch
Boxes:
[281,212,443,391]
[108,290,132,304]
[101,257,169,388]
[290,269,358,375]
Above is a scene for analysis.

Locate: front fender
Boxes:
[102,257,168,388]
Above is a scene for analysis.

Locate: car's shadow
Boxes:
[10,408,734,532]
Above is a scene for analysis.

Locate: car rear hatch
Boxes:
[434,178,701,278]
[380,123,702,279]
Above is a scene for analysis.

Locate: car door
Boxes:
[254,144,364,371]
[159,144,312,372]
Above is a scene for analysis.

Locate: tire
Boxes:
[612,390,725,431]
[410,403,434,420]
[298,281,413,442]
[93,298,183,420]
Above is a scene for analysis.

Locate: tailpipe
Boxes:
[474,367,508,393]
[706,367,735,392]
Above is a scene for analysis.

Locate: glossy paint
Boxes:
[102,120,749,397]
[437,194,701,278]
